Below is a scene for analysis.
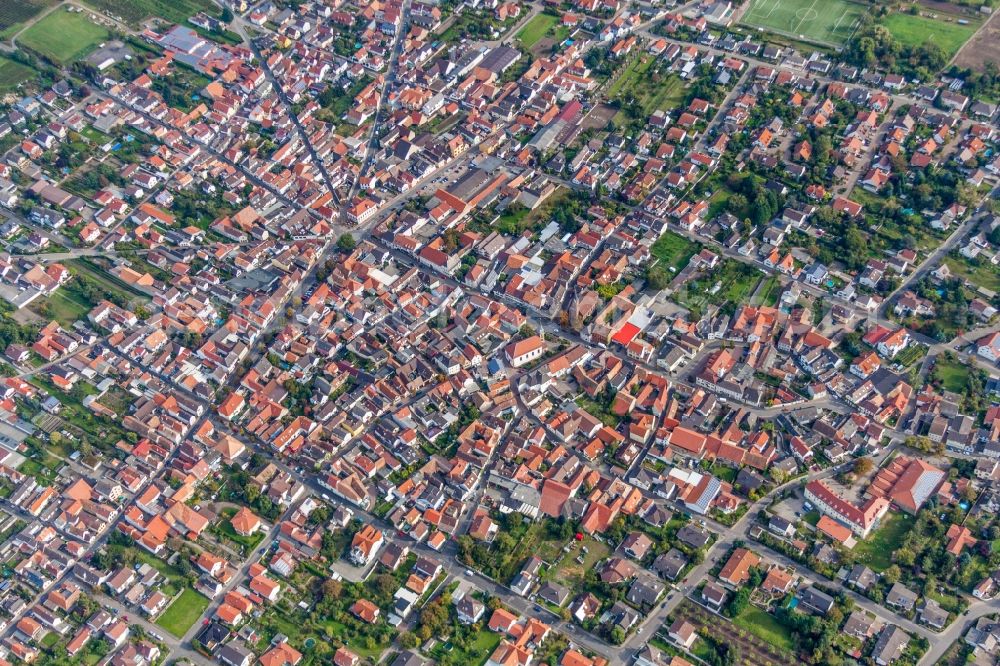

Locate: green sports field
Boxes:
[19,9,109,63]
[881,12,978,60]
[741,0,869,46]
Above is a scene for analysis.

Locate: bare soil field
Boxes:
[952,10,1000,70]
[581,103,616,131]
[915,0,981,16]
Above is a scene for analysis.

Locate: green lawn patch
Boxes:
[19,457,56,484]
[852,512,914,572]
[65,258,151,305]
[741,0,869,47]
[156,588,210,637]
[710,463,737,484]
[437,9,511,44]
[135,551,185,594]
[933,358,970,393]
[150,63,212,113]
[927,588,962,615]
[547,536,609,589]
[318,615,392,660]
[489,186,575,236]
[676,259,762,314]
[943,257,1000,293]
[881,12,978,60]
[651,231,699,272]
[609,55,687,129]
[430,627,501,664]
[576,395,620,428]
[734,606,795,653]
[707,189,731,219]
[29,283,93,327]
[19,8,109,63]
[517,12,558,48]
[756,275,782,307]
[0,56,34,91]
[213,508,266,550]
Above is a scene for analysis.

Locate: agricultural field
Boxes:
[741,0,868,46]
[80,0,216,27]
[953,9,1000,72]
[19,8,109,63]
[0,56,33,91]
[881,11,979,60]
[0,0,56,40]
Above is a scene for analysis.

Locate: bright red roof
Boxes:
[612,322,641,346]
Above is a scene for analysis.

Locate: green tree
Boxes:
[336,233,356,252]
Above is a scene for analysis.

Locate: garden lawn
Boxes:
[576,395,620,428]
[547,536,609,589]
[709,463,737,484]
[943,258,1000,293]
[19,454,61,484]
[933,358,970,393]
[156,588,209,637]
[19,9,109,63]
[756,275,782,307]
[431,630,502,665]
[734,607,795,653]
[881,13,978,59]
[676,260,762,312]
[517,13,558,48]
[29,284,92,327]
[852,512,914,572]
[320,616,391,660]
[651,231,699,272]
[494,187,572,235]
[214,509,265,549]
[609,56,686,127]
[65,259,150,304]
